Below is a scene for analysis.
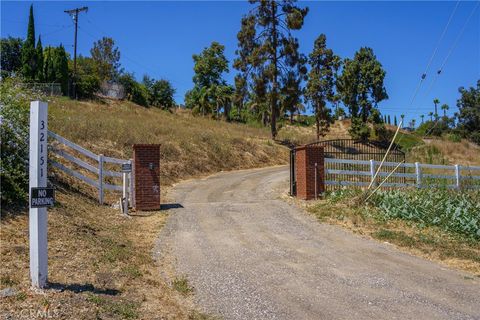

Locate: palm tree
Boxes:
[400,114,405,127]
[420,114,425,124]
[411,119,416,129]
[428,112,433,121]
[433,98,440,120]
[441,104,449,117]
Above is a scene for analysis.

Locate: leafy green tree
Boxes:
[234,0,309,138]
[0,78,43,207]
[35,36,43,81]
[150,79,176,109]
[305,34,336,139]
[456,80,480,144]
[71,54,100,98]
[21,5,38,81]
[0,37,23,76]
[193,42,228,88]
[118,72,148,106]
[90,37,122,81]
[185,42,231,117]
[337,47,387,139]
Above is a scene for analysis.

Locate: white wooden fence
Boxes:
[48,130,133,204]
[325,158,480,189]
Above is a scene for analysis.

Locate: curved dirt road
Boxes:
[156,166,479,320]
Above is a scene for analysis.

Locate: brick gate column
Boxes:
[295,145,325,200]
[133,144,161,211]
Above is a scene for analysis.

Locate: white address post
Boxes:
[29,101,48,288]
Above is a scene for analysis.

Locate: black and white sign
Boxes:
[121,163,132,172]
[30,187,55,208]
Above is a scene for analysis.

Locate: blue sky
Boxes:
[1,1,479,124]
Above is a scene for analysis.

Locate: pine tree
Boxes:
[394,115,397,126]
[36,35,43,81]
[43,47,56,82]
[234,0,309,138]
[388,115,391,125]
[21,4,38,81]
[305,34,335,140]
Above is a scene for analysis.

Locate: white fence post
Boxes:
[455,164,461,189]
[98,154,104,204]
[370,160,376,186]
[128,159,134,206]
[29,101,48,288]
[122,169,129,215]
[415,162,422,188]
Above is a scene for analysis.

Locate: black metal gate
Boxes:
[289,139,406,194]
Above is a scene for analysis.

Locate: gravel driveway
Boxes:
[156,166,480,320]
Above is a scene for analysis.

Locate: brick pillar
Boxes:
[133,144,160,211]
[295,145,325,200]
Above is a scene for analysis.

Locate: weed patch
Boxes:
[172,277,194,295]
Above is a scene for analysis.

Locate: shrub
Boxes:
[0,78,42,209]
[118,73,149,107]
[443,133,462,143]
[349,117,370,140]
[76,74,101,99]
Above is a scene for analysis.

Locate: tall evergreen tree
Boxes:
[305,34,335,140]
[43,46,55,82]
[53,45,69,95]
[234,0,309,138]
[21,4,38,80]
[394,115,397,126]
[387,114,391,124]
[36,36,43,81]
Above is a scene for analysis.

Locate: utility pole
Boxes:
[64,6,88,98]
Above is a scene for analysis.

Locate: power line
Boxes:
[406,1,460,109]
[424,1,480,97]
[421,0,460,81]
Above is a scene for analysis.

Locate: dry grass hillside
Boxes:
[49,97,289,186]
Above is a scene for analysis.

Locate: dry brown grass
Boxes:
[48,97,288,186]
[0,184,211,319]
[425,138,480,166]
[277,119,352,146]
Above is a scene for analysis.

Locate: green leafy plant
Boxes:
[369,189,480,239]
[0,78,42,209]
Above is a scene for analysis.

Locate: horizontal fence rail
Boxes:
[48,130,133,204]
[325,158,480,190]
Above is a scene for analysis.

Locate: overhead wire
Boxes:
[365,1,463,195]
[424,1,480,97]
